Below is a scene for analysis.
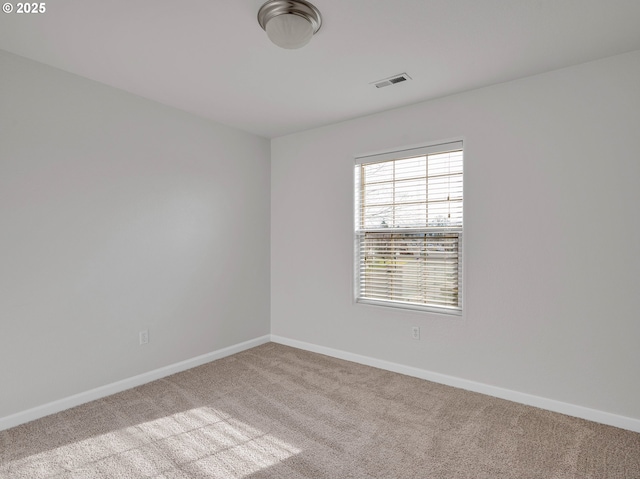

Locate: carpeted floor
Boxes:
[1,342,639,478]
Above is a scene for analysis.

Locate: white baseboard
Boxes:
[5,334,638,434]
[271,335,640,433]
[0,335,271,432]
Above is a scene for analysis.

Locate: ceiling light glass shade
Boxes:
[258,0,322,50]
[266,13,313,49]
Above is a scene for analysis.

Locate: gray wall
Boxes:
[271,51,640,420]
[0,51,271,418]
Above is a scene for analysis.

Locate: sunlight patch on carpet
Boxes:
[0,406,301,479]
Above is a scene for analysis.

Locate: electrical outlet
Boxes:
[139,330,149,345]
[411,326,420,340]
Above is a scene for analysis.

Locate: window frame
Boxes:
[353,140,464,316]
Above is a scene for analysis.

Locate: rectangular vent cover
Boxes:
[372,73,412,89]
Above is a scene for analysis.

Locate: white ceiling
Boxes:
[1,0,640,138]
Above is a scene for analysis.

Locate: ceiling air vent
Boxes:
[372,73,412,89]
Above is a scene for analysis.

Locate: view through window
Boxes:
[354,141,463,314]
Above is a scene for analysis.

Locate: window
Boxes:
[354,141,463,314]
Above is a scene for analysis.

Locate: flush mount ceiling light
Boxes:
[258,0,322,49]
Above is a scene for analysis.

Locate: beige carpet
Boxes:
[1,343,639,479]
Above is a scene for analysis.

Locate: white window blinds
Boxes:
[354,141,463,314]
